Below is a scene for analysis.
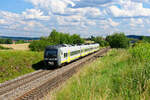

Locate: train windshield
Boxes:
[45,49,57,58]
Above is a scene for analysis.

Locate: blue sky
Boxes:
[0,0,150,37]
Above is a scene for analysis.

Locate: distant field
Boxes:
[85,40,94,44]
[0,43,30,50]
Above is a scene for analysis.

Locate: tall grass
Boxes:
[0,51,43,83]
[54,43,150,100]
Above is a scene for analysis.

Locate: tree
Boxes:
[49,29,84,45]
[91,36,109,47]
[29,29,85,51]
[106,33,129,48]
[71,34,84,44]
[29,40,54,51]
[49,29,60,44]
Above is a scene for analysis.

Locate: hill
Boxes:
[0,36,40,40]
[127,35,150,40]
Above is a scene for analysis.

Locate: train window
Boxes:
[64,53,68,58]
[70,50,80,56]
[85,48,91,51]
[61,51,63,55]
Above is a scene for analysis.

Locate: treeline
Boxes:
[15,40,31,44]
[89,33,129,48]
[0,38,13,44]
[29,30,131,51]
[29,30,84,51]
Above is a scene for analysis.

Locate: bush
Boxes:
[29,40,53,51]
[0,38,13,44]
[106,33,129,48]
[71,34,84,44]
[91,36,109,47]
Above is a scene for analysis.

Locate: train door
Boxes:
[67,50,71,63]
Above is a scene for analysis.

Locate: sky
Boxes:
[0,0,150,37]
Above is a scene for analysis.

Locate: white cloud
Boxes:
[108,18,119,27]
[26,0,75,14]
[0,11,20,23]
[0,10,50,35]
[0,19,7,24]
[85,20,96,26]
[130,18,143,27]
[84,8,102,18]
[56,15,85,27]
[26,0,105,19]
[22,9,50,20]
[22,21,50,32]
[1,0,150,36]
[109,1,150,17]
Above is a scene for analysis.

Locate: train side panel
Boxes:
[44,43,100,66]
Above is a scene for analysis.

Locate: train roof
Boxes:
[46,44,65,49]
[45,43,99,49]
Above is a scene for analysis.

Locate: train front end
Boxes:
[44,46,59,66]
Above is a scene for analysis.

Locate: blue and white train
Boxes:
[44,43,99,67]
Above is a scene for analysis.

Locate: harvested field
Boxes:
[0,43,30,50]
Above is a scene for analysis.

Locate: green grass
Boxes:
[54,43,150,100]
[0,50,43,83]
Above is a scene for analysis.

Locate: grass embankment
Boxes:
[0,51,43,83]
[54,43,150,100]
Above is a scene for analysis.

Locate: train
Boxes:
[44,43,100,67]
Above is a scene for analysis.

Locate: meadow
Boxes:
[53,43,150,100]
[0,50,43,83]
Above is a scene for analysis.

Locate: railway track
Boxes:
[0,47,110,100]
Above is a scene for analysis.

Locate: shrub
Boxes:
[106,33,129,48]
[0,38,13,44]
[91,36,109,47]
[71,34,84,44]
[29,40,53,51]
